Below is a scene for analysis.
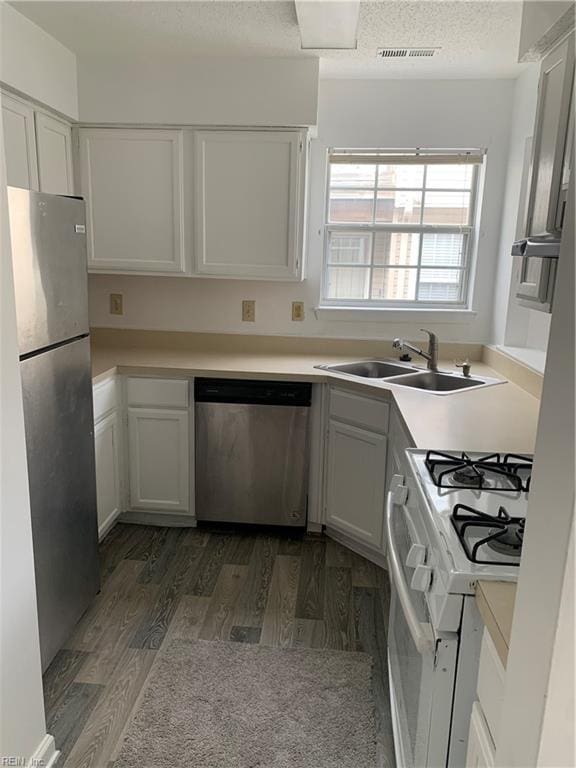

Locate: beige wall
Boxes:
[0,3,78,119]
[79,56,319,126]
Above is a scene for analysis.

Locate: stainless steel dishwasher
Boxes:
[195,378,312,526]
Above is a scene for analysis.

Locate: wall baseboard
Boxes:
[306,521,323,534]
[29,734,59,767]
[118,510,197,527]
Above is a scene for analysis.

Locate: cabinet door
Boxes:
[1,93,39,190]
[128,408,189,512]
[466,702,496,768]
[527,33,575,235]
[94,411,121,539]
[194,130,306,280]
[79,129,185,273]
[325,419,387,549]
[35,113,74,195]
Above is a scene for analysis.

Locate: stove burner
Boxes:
[425,451,532,492]
[487,519,525,555]
[452,465,485,487]
[451,504,524,565]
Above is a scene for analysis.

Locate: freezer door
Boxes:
[8,186,89,356]
[20,336,100,671]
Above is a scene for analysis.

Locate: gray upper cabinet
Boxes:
[526,32,575,236]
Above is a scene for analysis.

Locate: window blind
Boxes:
[329,149,486,165]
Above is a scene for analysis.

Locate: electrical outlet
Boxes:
[110,293,123,316]
[292,301,305,321]
[242,299,256,322]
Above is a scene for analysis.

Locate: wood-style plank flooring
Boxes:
[44,523,395,768]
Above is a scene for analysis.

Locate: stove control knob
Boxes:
[406,543,427,568]
[392,482,409,505]
[411,565,433,592]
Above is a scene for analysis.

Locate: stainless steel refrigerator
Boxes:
[8,186,100,672]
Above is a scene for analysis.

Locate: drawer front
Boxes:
[93,376,117,422]
[126,377,189,409]
[329,387,389,432]
[477,629,506,747]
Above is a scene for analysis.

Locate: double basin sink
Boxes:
[315,360,504,395]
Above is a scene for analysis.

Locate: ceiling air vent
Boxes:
[377,47,440,59]
[409,48,437,57]
[377,47,408,58]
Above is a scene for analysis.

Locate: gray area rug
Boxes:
[114,638,377,768]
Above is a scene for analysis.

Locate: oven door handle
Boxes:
[386,490,435,655]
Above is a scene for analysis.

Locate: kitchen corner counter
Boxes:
[91,332,541,454]
[476,581,517,667]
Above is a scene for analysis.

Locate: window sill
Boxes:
[314,306,478,323]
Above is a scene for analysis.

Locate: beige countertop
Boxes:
[476,581,517,668]
[91,332,541,454]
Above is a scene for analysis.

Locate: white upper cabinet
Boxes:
[79,128,186,274]
[526,32,575,236]
[35,113,74,195]
[2,93,39,190]
[194,129,306,280]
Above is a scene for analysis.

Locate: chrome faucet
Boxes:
[392,329,439,372]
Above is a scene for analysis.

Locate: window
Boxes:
[322,149,484,308]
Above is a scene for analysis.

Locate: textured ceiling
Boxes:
[12,0,525,79]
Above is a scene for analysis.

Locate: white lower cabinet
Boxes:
[93,376,122,539]
[127,407,189,513]
[325,417,388,550]
[467,630,505,767]
[94,410,122,538]
[466,702,496,768]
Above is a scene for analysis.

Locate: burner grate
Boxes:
[451,503,524,566]
[425,450,532,491]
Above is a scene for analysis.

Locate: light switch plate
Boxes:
[110,293,123,315]
[242,300,255,322]
[292,301,305,321]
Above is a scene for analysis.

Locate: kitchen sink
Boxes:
[386,371,501,393]
[317,359,505,394]
[317,360,418,378]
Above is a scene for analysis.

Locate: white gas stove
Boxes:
[386,448,533,768]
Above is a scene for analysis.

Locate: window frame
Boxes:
[321,150,483,310]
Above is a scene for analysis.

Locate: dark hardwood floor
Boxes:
[43,523,395,768]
